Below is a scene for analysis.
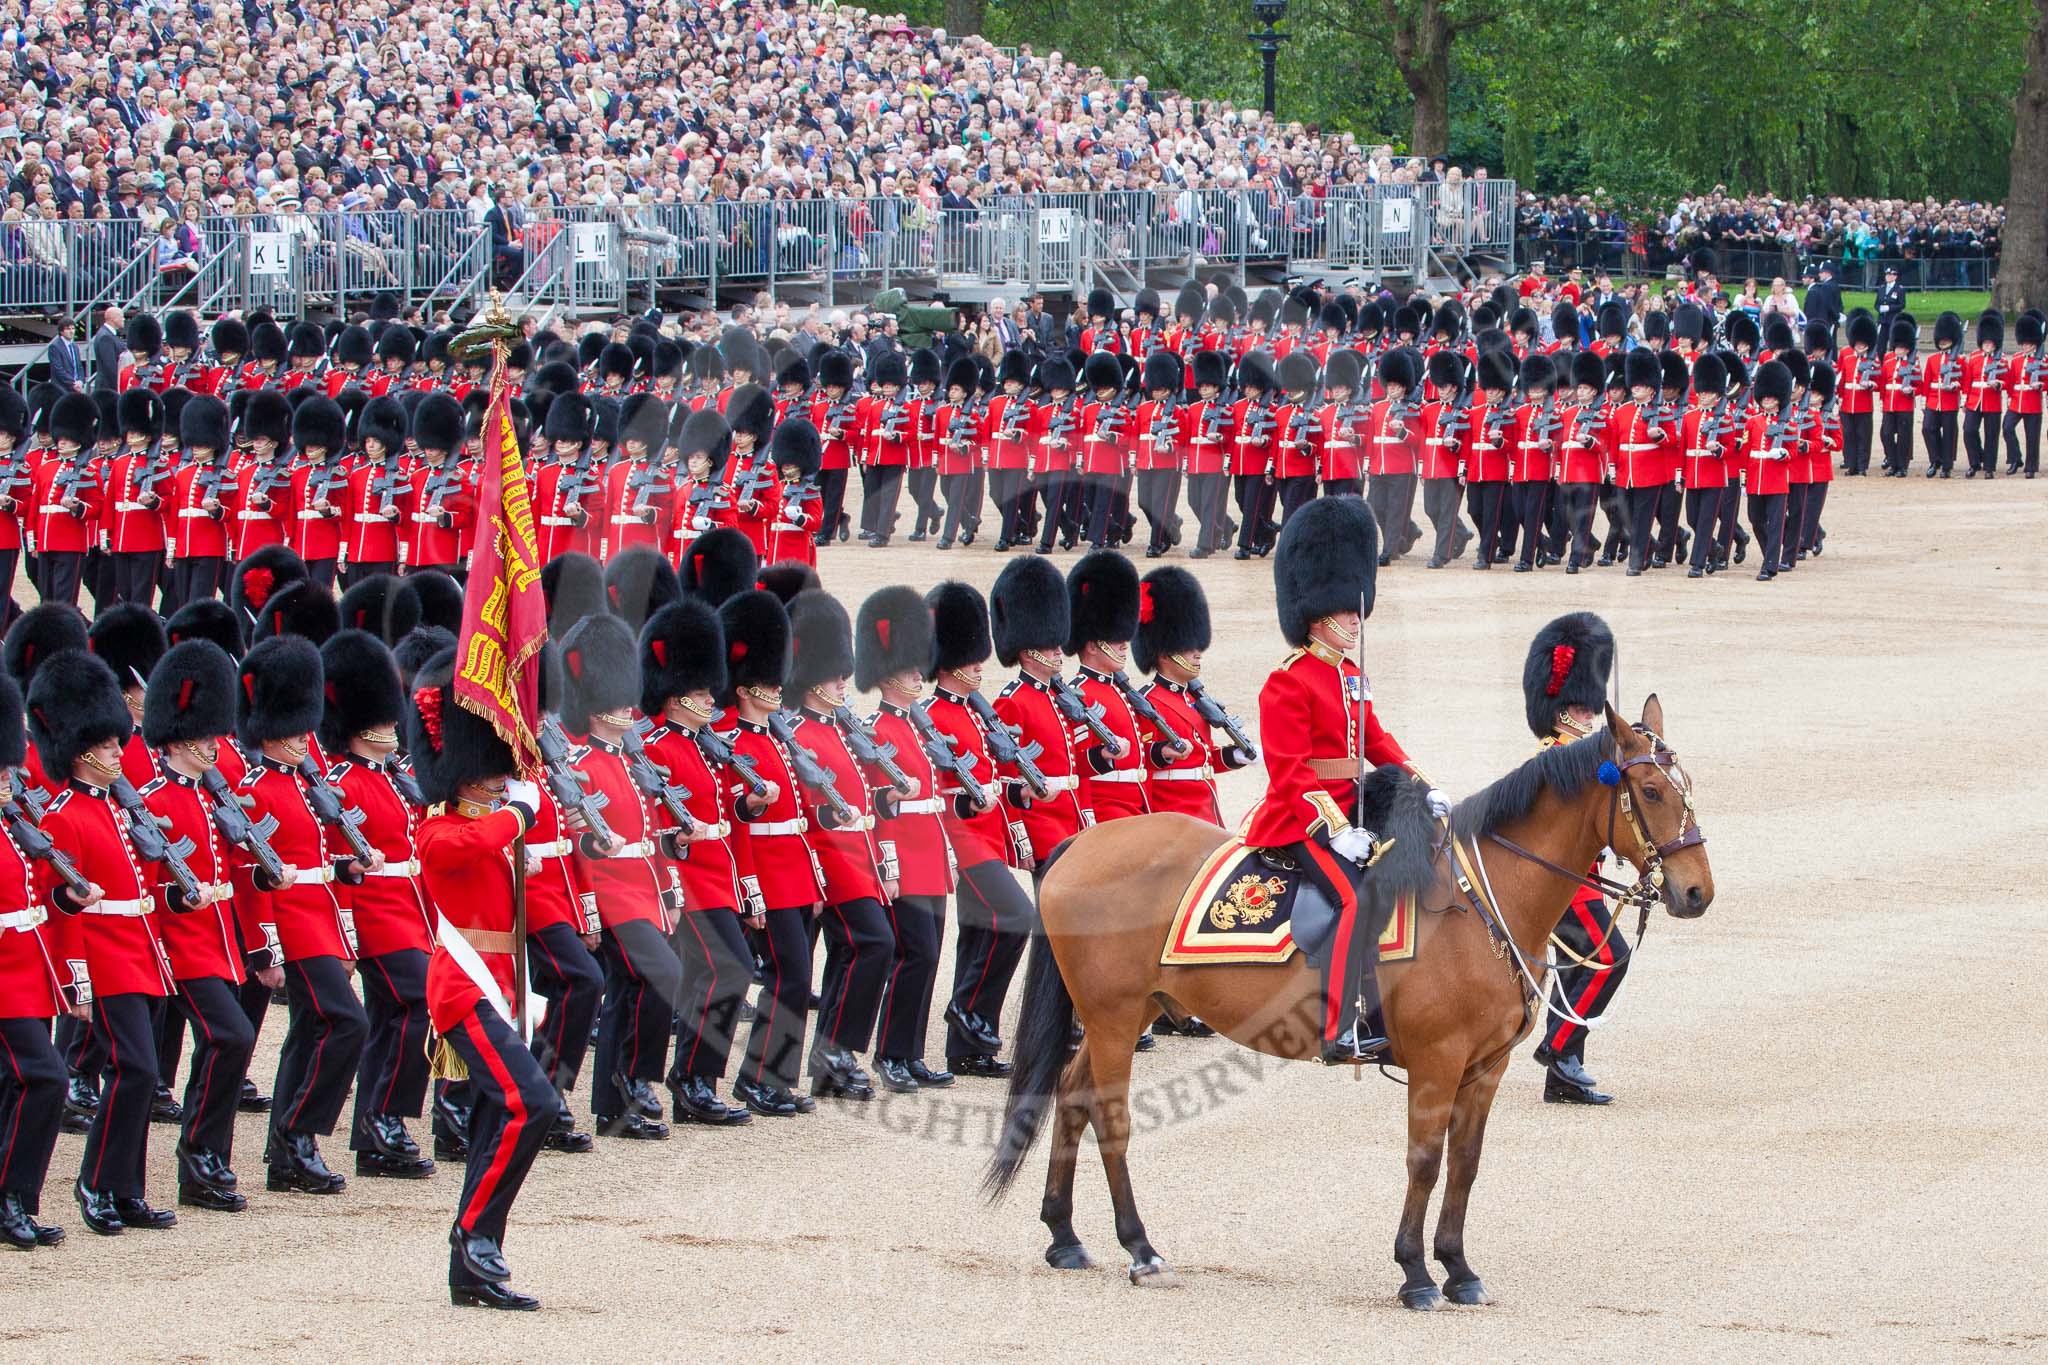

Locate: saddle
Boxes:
[1161,837,1417,968]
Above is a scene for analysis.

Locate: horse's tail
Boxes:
[981,838,1078,1203]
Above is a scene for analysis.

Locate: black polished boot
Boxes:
[809,1044,875,1101]
[267,1130,347,1194]
[949,1053,1012,1079]
[449,1228,540,1310]
[1543,1054,1613,1105]
[73,1182,124,1236]
[594,1109,670,1140]
[671,1075,751,1126]
[149,1085,184,1125]
[237,1078,271,1113]
[542,1107,596,1152]
[873,1057,919,1094]
[111,1195,178,1229]
[943,1003,1002,1054]
[733,1076,798,1118]
[1,1193,40,1249]
[906,1059,955,1088]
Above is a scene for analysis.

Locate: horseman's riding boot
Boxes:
[1320,925,1390,1067]
[1543,1053,1612,1105]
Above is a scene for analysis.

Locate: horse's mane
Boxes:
[1448,730,1609,842]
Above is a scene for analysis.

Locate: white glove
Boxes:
[1330,824,1380,866]
[1426,788,1452,819]
[503,778,540,812]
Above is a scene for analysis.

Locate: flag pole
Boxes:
[489,317,533,1046]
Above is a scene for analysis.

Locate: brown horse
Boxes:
[983,696,1713,1308]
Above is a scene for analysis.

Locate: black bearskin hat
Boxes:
[557,612,640,731]
[1082,352,1122,393]
[1520,352,1557,394]
[771,418,822,479]
[725,384,775,446]
[786,589,854,699]
[1762,316,1795,355]
[1933,311,1963,350]
[1802,321,1834,355]
[1192,350,1229,390]
[117,387,164,441]
[599,342,636,382]
[775,351,811,392]
[755,561,820,605]
[251,579,340,646]
[236,635,324,748]
[1065,549,1139,653]
[1426,349,1465,393]
[1888,317,1918,353]
[143,639,239,748]
[5,604,87,685]
[405,647,515,806]
[1325,349,1366,394]
[1552,301,1582,346]
[1672,302,1706,345]
[1377,346,1421,392]
[1571,350,1605,391]
[358,394,407,453]
[1142,352,1183,394]
[1847,311,1879,350]
[1237,352,1276,393]
[332,324,373,368]
[249,321,287,364]
[241,388,292,446]
[997,350,1034,388]
[166,597,245,660]
[1691,352,1729,399]
[1037,357,1076,393]
[1175,280,1208,323]
[1596,302,1627,340]
[1087,287,1116,321]
[639,597,727,715]
[337,573,422,644]
[945,356,980,397]
[292,395,346,454]
[1642,311,1668,344]
[1277,351,1319,397]
[87,602,167,691]
[230,545,308,624]
[0,671,20,770]
[392,626,454,692]
[1810,361,1837,405]
[318,629,405,752]
[854,586,932,693]
[1206,294,1237,328]
[1523,612,1614,739]
[909,348,943,388]
[817,350,856,391]
[1133,566,1211,675]
[680,528,759,607]
[604,545,681,635]
[620,392,670,453]
[543,551,608,636]
[287,321,325,360]
[1752,359,1795,408]
[164,310,200,354]
[1658,350,1689,393]
[543,390,593,445]
[716,589,790,696]
[411,392,464,454]
[1978,310,2005,350]
[1625,348,1663,392]
[28,651,130,781]
[990,555,1068,667]
[925,581,990,679]
[1724,312,1761,354]
[211,317,249,359]
[675,407,730,463]
[1274,496,1378,648]
[2017,311,2046,348]
[409,570,464,635]
[50,391,100,447]
[0,387,25,445]
[126,312,163,357]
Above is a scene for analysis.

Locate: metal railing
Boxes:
[1515,236,1999,291]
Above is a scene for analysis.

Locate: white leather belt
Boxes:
[296,509,336,520]
[38,504,76,514]
[235,510,276,521]
[607,840,655,859]
[1039,775,1080,793]
[1620,443,1660,451]
[177,508,214,518]
[771,523,806,535]
[0,906,48,932]
[115,500,152,512]
[527,837,573,859]
[696,820,731,839]
[83,896,154,917]
[367,858,421,877]
[540,515,574,527]
[353,513,397,523]
[1152,766,1216,781]
[834,813,877,832]
[1090,769,1146,784]
[893,797,944,815]
[292,866,336,886]
[410,512,441,523]
[745,818,808,836]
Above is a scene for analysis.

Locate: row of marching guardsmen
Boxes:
[0,527,1253,1308]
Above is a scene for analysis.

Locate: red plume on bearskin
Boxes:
[244,567,275,610]
[1546,644,1576,697]
[1138,582,1156,625]
[413,685,445,752]
[1522,612,1614,739]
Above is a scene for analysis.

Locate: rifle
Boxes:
[1937,349,1961,395]
[777,477,819,529]
[833,705,914,796]
[1110,671,1186,751]
[1185,678,1258,758]
[996,394,1028,445]
[302,457,348,519]
[1091,394,1129,444]
[247,457,293,512]
[132,440,179,501]
[388,761,425,808]
[537,714,617,855]
[1434,385,1475,446]
[1046,671,1118,752]
[366,451,408,516]
[413,459,463,523]
[823,395,857,444]
[683,480,730,531]
[1043,400,1077,463]
[765,711,860,829]
[0,445,35,508]
[8,771,48,825]
[692,712,770,800]
[109,777,206,907]
[621,720,697,838]
[198,766,287,889]
[877,400,911,445]
[2024,349,2048,388]
[2,781,89,900]
[1146,396,1178,456]
[1894,352,1918,402]
[906,701,988,809]
[295,759,377,865]
[51,446,98,507]
[732,460,776,513]
[623,460,670,521]
[555,447,602,518]
[963,690,1051,800]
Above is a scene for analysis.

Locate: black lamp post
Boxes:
[1249,0,1290,116]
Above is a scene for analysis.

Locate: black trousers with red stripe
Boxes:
[668,907,751,1082]
[815,895,896,1055]
[351,948,431,1150]
[173,976,256,1161]
[81,993,160,1198]
[0,1015,64,1215]
[273,956,368,1138]
[443,1003,560,1263]
[741,906,813,1092]
[526,921,601,1094]
[589,920,681,1119]
[946,859,1034,1062]
[1542,891,1630,1062]
[1288,840,1383,1044]
[876,893,944,1061]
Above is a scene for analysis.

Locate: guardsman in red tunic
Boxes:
[1521,613,1627,1105]
[904,348,946,542]
[1064,551,1150,823]
[288,395,348,591]
[990,555,1092,862]
[918,583,1030,1076]
[601,393,676,560]
[106,388,169,607]
[534,390,603,564]
[721,385,779,557]
[854,356,913,547]
[1920,310,1964,477]
[2001,310,2045,476]
[764,418,824,570]
[1553,351,1608,573]
[0,670,75,1248]
[1962,309,2005,478]
[806,349,857,548]
[1877,318,1919,476]
[1610,349,1676,576]
[115,313,168,393]
[324,325,374,399]
[783,591,896,1102]
[558,616,684,1141]
[1679,352,1738,578]
[1317,349,1369,500]
[30,392,104,608]
[319,632,436,1180]
[1076,352,1133,551]
[931,357,983,551]
[0,388,29,608]
[1741,360,1797,581]
[164,396,233,611]
[403,394,473,577]
[1416,349,1469,566]
[340,394,408,586]
[405,650,560,1311]
[1270,351,1320,526]
[223,389,296,562]
[1133,567,1256,827]
[719,591,826,1117]
[1836,311,1880,476]
[636,602,754,1128]
[1132,352,1183,557]
[1795,362,1839,561]
[1363,347,1424,565]
[1242,499,1445,1066]
[1180,350,1234,558]
[1029,359,1084,554]
[668,409,733,568]
[1228,352,1279,560]
[139,640,258,1212]
[854,588,957,1094]
[30,652,178,1234]
[233,636,372,1196]
[1507,353,1560,573]
[982,352,1035,550]
[189,318,247,399]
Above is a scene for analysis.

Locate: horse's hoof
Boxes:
[1128,1256,1179,1287]
[1399,1284,1444,1311]
[1442,1277,1493,1306]
[1045,1243,1095,1271]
